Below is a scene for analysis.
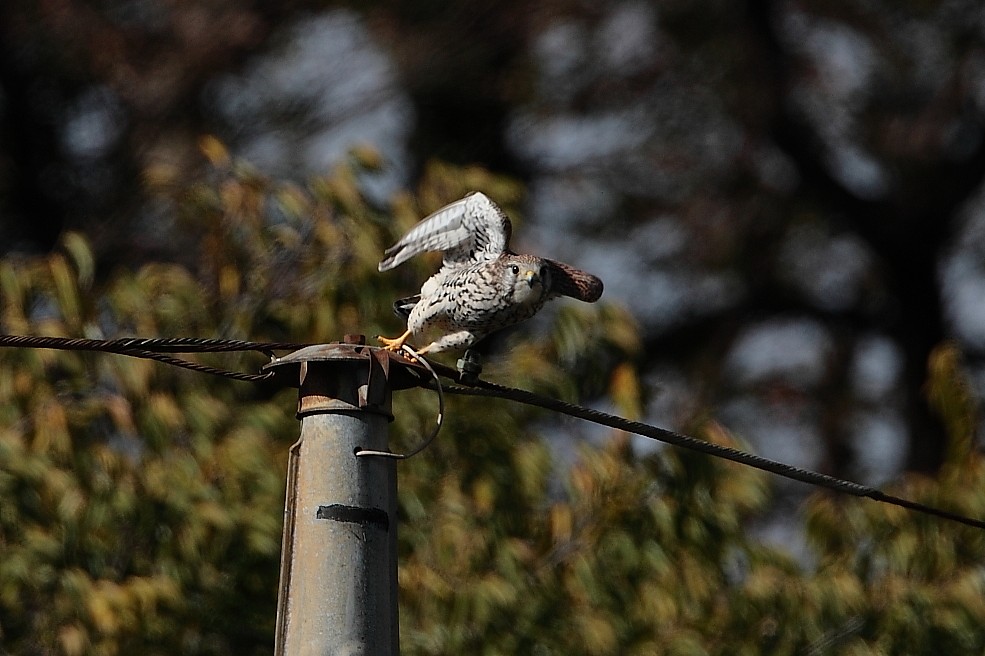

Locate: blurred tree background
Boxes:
[1,0,985,654]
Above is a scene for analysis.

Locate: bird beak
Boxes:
[523,269,540,287]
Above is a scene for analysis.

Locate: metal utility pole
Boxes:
[265,336,426,656]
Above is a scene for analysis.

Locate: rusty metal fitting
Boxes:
[262,337,430,419]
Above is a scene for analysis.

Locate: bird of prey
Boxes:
[377,191,603,355]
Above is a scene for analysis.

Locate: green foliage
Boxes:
[1,150,984,655]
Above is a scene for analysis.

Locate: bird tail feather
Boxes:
[393,294,420,319]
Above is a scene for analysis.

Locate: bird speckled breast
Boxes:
[408,260,549,336]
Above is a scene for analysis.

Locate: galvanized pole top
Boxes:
[268,335,422,656]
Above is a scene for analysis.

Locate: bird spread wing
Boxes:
[545,258,604,303]
[378,192,512,271]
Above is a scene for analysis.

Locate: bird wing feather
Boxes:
[545,258,604,303]
[378,192,512,271]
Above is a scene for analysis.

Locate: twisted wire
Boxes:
[0,334,303,382]
[0,332,982,530]
[0,334,310,354]
[424,363,985,531]
[115,349,275,383]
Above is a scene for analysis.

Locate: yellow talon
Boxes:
[377,329,412,352]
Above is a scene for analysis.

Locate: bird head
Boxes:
[506,256,550,304]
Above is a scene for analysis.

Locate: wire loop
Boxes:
[355,345,444,460]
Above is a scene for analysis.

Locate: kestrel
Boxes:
[377,192,603,355]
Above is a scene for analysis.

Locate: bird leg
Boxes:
[417,331,476,355]
[377,329,412,352]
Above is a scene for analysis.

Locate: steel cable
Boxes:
[0,332,981,530]
[424,361,985,531]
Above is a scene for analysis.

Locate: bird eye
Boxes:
[511,264,520,275]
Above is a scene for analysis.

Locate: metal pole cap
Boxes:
[263,335,430,418]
